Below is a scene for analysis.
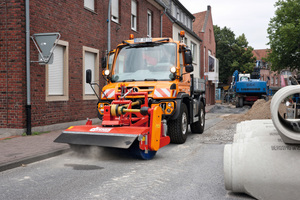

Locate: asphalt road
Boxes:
[0,106,254,200]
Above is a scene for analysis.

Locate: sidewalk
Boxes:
[0,130,69,172]
[0,104,215,172]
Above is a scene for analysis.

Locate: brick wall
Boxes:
[199,8,216,105]
[162,14,173,38]
[1,0,163,129]
[110,0,162,49]
[0,0,26,129]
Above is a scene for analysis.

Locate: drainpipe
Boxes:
[107,0,111,52]
[25,0,31,135]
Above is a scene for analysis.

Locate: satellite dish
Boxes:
[31,32,61,64]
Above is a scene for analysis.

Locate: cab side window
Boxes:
[179,51,184,78]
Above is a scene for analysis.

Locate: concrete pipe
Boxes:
[271,85,300,144]
[224,137,300,200]
[233,120,278,143]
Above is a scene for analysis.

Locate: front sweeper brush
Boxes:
[54,87,170,160]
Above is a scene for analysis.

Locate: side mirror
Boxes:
[185,64,194,73]
[86,69,92,84]
[184,50,193,65]
[101,57,107,68]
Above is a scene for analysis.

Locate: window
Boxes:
[209,29,212,44]
[111,43,176,82]
[191,42,196,62]
[84,0,94,11]
[172,3,176,18]
[271,77,274,85]
[180,50,184,76]
[189,18,192,30]
[185,15,188,27]
[131,0,137,31]
[147,10,152,37]
[46,40,69,101]
[177,8,180,20]
[181,12,184,23]
[112,0,119,23]
[83,46,99,100]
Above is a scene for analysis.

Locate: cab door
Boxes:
[178,46,191,95]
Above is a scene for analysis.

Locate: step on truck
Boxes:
[54,31,206,159]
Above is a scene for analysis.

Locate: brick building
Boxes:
[193,5,217,105]
[161,0,202,79]
[0,0,165,137]
[252,49,281,91]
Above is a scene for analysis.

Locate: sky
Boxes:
[180,0,278,49]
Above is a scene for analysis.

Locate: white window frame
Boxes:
[111,0,119,23]
[84,0,95,11]
[191,41,197,63]
[83,46,100,100]
[131,0,137,31]
[147,10,152,37]
[46,40,69,102]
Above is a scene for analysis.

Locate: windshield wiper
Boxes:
[122,79,136,82]
[144,78,157,81]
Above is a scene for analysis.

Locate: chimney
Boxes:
[207,5,211,11]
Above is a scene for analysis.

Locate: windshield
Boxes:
[112,42,176,82]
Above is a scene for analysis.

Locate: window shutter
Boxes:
[49,45,64,95]
[112,0,119,19]
[84,0,94,11]
[85,52,96,95]
[131,0,137,16]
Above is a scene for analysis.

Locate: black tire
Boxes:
[167,103,188,144]
[236,97,240,108]
[239,97,244,107]
[191,101,205,134]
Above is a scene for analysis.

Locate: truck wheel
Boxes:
[167,103,188,144]
[239,97,244,107]
[236,97,240,108]
[191,101,205,134]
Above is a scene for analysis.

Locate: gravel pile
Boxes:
[224,99,272,122]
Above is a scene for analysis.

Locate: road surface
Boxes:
[0,105,254,200]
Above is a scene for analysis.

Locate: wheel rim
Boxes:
[200,109,204,127]
[182,112,187,135]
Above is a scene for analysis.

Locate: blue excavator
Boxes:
[231,69,270,107]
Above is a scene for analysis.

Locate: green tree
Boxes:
[267,0,300,71]
[214,26,256,84]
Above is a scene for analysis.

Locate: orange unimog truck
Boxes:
[55,31,206,159]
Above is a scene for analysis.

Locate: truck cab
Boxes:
[99,33,206,144]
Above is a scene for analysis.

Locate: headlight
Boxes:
[168,102,172,107]
[104,69,110,76]
[170,66,176,73]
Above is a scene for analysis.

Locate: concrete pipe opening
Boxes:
[271,85,300,144]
